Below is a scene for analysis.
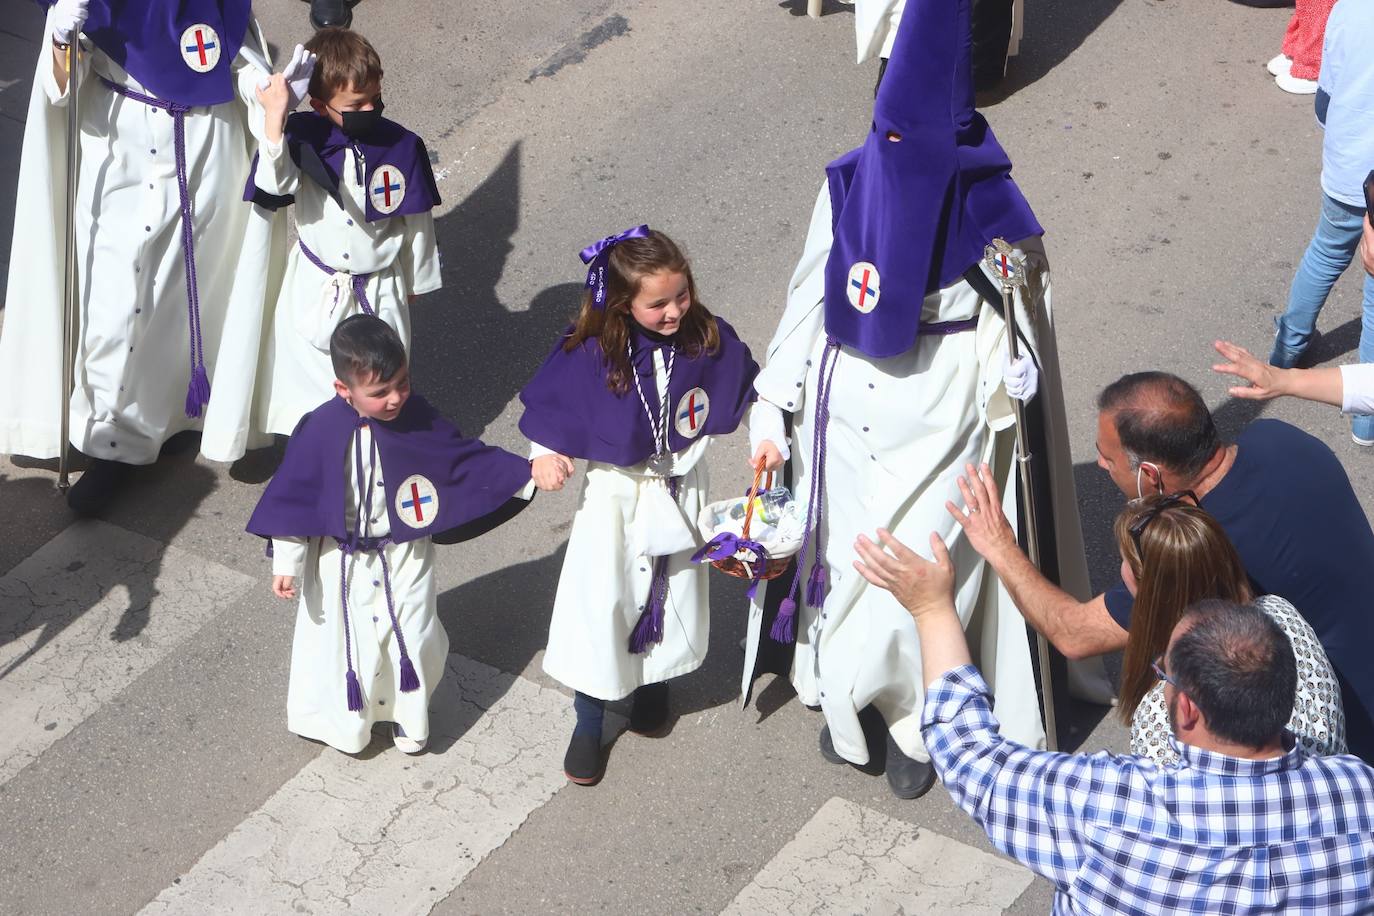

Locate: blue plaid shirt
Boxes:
[923,665,1374,915]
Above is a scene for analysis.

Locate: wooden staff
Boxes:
[58,38,80,491]
[984,238,1058,752]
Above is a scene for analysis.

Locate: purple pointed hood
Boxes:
[822,0,1041,358]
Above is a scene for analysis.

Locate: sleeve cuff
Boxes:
[920,664,991,729]
[270,537,309,578]
[528,441,556,460]
[1340,364,1374,414]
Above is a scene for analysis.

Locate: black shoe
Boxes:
[309,0,352,30]
[818,725,845,765]
[563,730,604,786]
[628,682,669,736]
[66,457,133,516]
[884,732,937,800]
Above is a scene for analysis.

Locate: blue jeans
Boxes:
[1270,193,1374,439]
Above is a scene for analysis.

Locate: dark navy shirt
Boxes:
[1104,419,1374,759]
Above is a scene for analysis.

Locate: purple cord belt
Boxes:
[771,317,978,643]
[336,428,422,712]
[628,476,680,654]
[101,78,211,418]
[297,239,376,316]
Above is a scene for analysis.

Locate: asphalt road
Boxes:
[3,0,1372,913]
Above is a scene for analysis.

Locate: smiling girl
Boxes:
[519,228,759,785]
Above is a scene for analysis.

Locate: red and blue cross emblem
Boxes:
[674,388,710,439]
[369,164,407,215]
[178,25,221,73]
[395,475,438,529]
[846,261,880,314]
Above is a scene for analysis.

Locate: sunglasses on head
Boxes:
[1128,490,1200,551]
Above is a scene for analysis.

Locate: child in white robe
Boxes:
[519,229,759,785]
[249,27,441,436]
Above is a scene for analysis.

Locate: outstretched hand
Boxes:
[1211,340,1286,400]
[853,529,955,621]
[947,463,1019,564]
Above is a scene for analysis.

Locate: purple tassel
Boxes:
[770,596,798,644]
[184,365,211,419]
[805,563,828,608]
[398,654,421,693]
[345,670,364,712]
[628,606,663,654]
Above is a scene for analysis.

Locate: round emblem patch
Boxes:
[674,388,710,439]
[846,261,880,314]
[395,475,438,529]
[369,165,407,215]
[179,25,222,73]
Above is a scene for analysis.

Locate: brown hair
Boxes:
[562,230,720,394]
[1113,497,1252,721]
[305,28,384,102]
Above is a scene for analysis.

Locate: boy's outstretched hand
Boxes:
[532,453,575,491]
[272,575,297,600]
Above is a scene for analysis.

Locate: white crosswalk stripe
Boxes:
[0,519,254,785]
[138,654,573,916]
[721,796,1033,915]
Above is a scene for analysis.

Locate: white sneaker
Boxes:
[1275,72,1318,95]
[1353,432,1374,448]
[1266,53,1292,77]
[392,723,427,754]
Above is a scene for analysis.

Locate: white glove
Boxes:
[1002,353,1038,402]
[282,44,317,108]
[50,0,89,45]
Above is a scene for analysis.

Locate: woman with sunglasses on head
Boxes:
[1115,494,1345,765]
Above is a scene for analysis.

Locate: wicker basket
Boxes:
[700,466,795,582]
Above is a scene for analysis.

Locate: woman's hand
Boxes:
[1212,340,1288,400]
[532,453,575,491]
[947,463,1020,565]
[751,440,784,473]
[853,529,956,622]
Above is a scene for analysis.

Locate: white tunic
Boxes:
[249,134,441,436]
[0,12,273,464]
[538,348,713,701]
[271,425,448,753]
[743,184,1106,764]
[853,0,1024,65]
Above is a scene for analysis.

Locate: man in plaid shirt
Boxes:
[853,528,1374,915]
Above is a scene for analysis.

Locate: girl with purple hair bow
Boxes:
[518,227,759,787]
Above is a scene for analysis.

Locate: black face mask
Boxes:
[338,98,385,139]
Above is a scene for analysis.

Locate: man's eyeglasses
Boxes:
[1151,654,1180,689]
[1128,490,1200,551]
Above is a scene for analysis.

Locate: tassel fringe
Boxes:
[398,655,421,693]
[345,669,364,712]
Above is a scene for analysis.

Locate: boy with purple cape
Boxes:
[247,316,533,754]
[243,27,443,438]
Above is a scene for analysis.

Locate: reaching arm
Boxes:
[948,463,1128,659]
[1212,340,1343,407]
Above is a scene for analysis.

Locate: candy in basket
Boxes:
[693,467,803,596]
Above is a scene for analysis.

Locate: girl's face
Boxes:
[628,270,691,336]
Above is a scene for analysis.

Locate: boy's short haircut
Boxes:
[304,27,384,102]
[330,315,406,386]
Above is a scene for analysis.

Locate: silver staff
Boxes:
[983,238,1059,752]
[58,38,81,492]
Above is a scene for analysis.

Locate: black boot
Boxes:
[564,693,605,785]
[818,725,845,764]
[628,682,670,736]
[884,730,936,800]
[309,0,352,30]
[66,457,133,516]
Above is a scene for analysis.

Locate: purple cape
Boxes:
[39,0,252,108]
[822,0,1041,359]
[244,111,441,222]
[519,317,759,467]
[246,393,531,546]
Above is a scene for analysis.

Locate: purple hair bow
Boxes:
[579,224,651,309]
[692,533,770,599]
